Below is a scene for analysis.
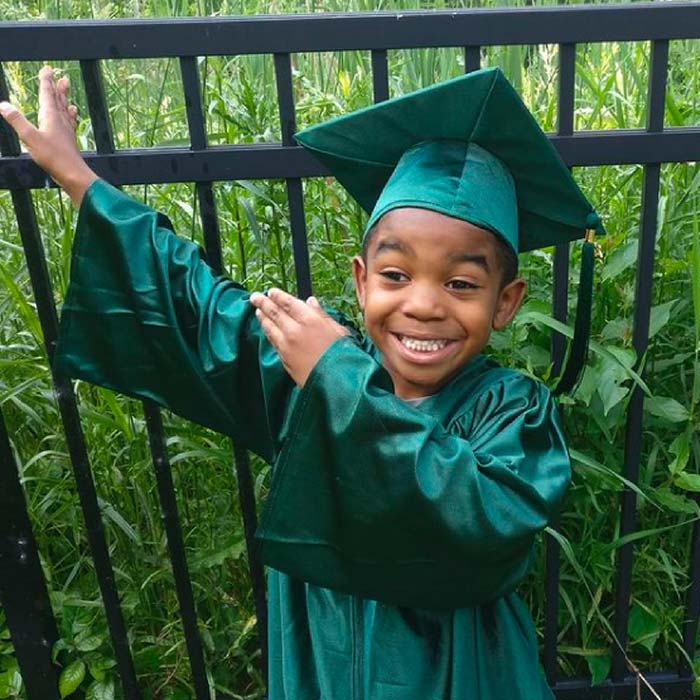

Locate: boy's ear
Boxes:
[492,277,527,330]
[352,256,367,310]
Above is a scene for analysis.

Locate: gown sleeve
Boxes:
[53,179,293,462]
[256,336,570,610]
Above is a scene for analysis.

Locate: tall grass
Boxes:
[1,2,700,699]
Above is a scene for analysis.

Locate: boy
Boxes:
[1,65,601,700]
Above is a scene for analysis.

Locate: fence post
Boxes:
[0,407,60,700]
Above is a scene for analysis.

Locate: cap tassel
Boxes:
[553,231,596,396]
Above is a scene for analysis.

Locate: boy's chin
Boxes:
[391,366,461,400]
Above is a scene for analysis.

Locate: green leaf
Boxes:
[602,519,698,553]
[87,656,116,683]
[570,448,654,504]
[649,299,677,338]
[601,317,631,343]
[665,92,684,126]
[654,487,699,515]
[645,396,690,424]
[586,652,611,686]
[239,197,264,249]
[597,375,628,416]
[516,311,650,394]
[85,678,115,700]
[191,541,245,571]
[59,660,86,698]
[628,605,660,654]
[668,432,691,475]
[573,365,597,406]
[602,239,637,282]
[0,664,22,699]
[654,351,694,372]
[76,634,104,653]
[133,646,161,675]
[674,472,700,492]
[97,498,141,545]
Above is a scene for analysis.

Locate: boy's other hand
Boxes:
[250,289,351,388]
[0,65,98,206]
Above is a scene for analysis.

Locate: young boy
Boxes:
[1,65,602,700]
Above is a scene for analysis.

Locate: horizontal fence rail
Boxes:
[0,4,699,700]
[2,3,700,59]
[1,130,700,190]
[0,127,700,189]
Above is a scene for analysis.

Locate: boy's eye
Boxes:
[379,270,408,282]
[447,279,478,291]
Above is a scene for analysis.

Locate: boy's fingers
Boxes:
[0,102,38,145]
[57,76,70,110]
[68,105,78,129]
[268,288,309,321]
[250,293,290,329]
[306,296,329,316]
[256,309,285,350]
[38,66,58,113]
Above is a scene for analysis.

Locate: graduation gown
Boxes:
[54,179,571,700]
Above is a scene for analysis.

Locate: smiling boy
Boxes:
[350,208,525,400]
[1,65,602,700]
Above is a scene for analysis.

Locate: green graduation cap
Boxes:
[294,67,603,252]
[294,67,603,393]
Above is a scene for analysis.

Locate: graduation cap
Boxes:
[294,67,603,394]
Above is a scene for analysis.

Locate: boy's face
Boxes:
[352,207,526,399]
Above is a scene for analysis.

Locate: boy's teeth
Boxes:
[399,335,448,352]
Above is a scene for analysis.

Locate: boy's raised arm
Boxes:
[0,66,98,206]
[0,67,304,461]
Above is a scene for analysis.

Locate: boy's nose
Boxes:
[402,285,447,321]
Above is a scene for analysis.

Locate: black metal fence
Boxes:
[0,3,699,699]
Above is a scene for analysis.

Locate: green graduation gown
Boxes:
[54,180,571,700]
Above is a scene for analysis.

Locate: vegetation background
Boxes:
[1,0,699,698]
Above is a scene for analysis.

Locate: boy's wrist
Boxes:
[58,164,99,208]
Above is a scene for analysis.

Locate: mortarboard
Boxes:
[294,67,603,394]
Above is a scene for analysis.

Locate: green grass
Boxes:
[1,2,700,699]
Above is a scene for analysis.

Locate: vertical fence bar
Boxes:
[0,62,141,700]
[179,57,224,269]
[544,42,577,687]
[611,38,669,683]
[463,45,481,73]
[80,60,115,152]
[673,36,700,678]
[371,49,389,102]
[274,52,312,299]
[552,42,575,376]
[682,517,700,677]
[143,406,212,700]
[0,407,60,700]
[180,54,269,686]
[231,442,269,683]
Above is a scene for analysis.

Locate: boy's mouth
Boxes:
[398,334,449,353]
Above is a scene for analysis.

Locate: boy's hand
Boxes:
[0,65,98,206]
[250,289,351,388]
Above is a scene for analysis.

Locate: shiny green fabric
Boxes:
[294,66,605,253]
[55,180,571,700]
[367,141,519,252]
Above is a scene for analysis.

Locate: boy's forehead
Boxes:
[369,207,497,259]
